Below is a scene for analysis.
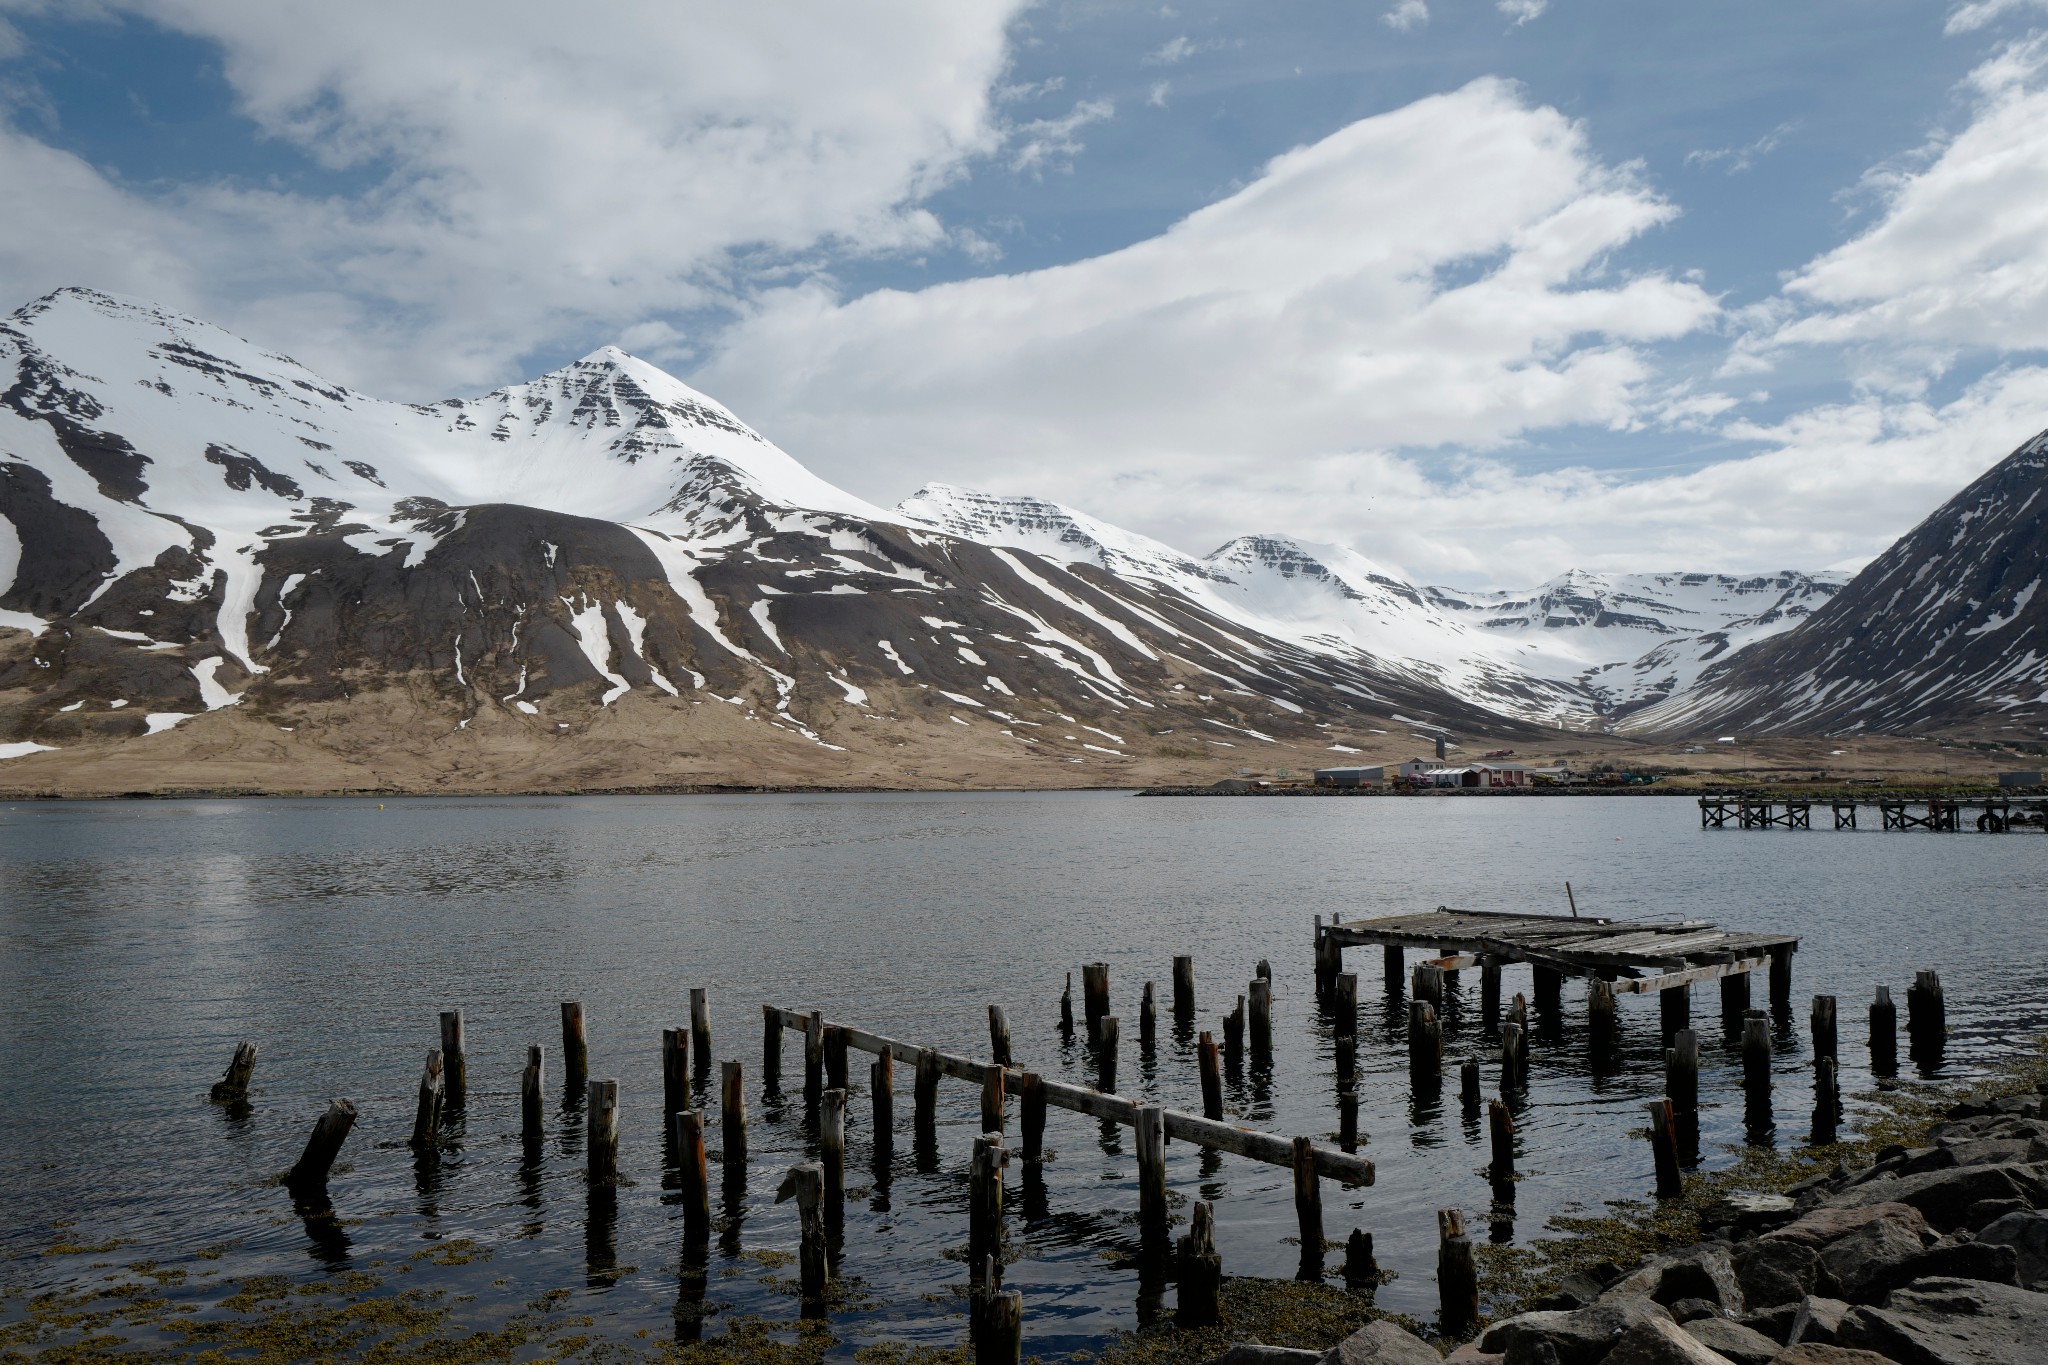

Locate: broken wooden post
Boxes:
[1412,961,1444,1009]
[1335,971,1359,1036]
[821,1087,847,1216]
[1135,1104,1168,1239]
[1408,1000,1442,1071]
[561,1001,589,1090]
[1811,994,1838,1065]
[1588,977,1617,1052]
[1099,1016,1120,1093]
[1173,955,1196,1023]
[1459,1060,1481,1114]
[1667,1028,1699,1119]
[1256,958,1272,983]
[1870,984,1898,1077]
[1177,1201,1222,1326]
[1335,1030,1357,1089]
[988,1005,1012,1067]
[1083,962,1110,1042]
[969,1132,1006,1276]
[1811,1056,1840,1146]
[411,1048,445,1152]
[1059,972,1075,1039]
[587,1078,620,1184]
[676,1109,710,1242]
[1480,956,1502,1021]
[825,1024,849,1092]
[1222,995,1245,1069]
[871,1051,895,1148]
[287,1098,357,1191]
[721,1061,747,1182]
[1646,1098,1682,1196]
[663,1027,692,1115]
[915,1046,942,1135]
[1660,983,1691,1042]
[1139,982,1157,1047]
[970,1265,1023,1365]
[1293,1135,1324,1280]
[982,1065,1008,1134]
[1742,1009,1772,1095]
[762,1003,783,1090]
[1437,1208,1477,1336]
[1344,1229,1378,1291]
[1198,1031,1223,1119]
[521,1045,545,1144]
[1500,1020,1526,1089]
[805,1010,825,1100]
[1339,1085,1359,1152]
[1019,1071,1047,1164]
[1488,1099,1515,1192]
[1383,943,1404,991]
[1248,977,1273,1056]
[209,1041,258,1103]
[690,988,711,1073]
[1907,969,1945,1065]
[776,1163,828,1314]
[439,1010,467,1109]
[1508,991,1529,1035]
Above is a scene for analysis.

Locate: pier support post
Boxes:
[721,1061,748,1184]
[1177,1202,1222,1327]
[1500,1021,1526,1090]
[1383,944,1404,992]
[210,1041,258,1104]
[1135,1105,1168,1239]
[1249,978,1273,1056]
[1811,995,1838,1065]
[777,1164,827,1315]
[677,1110,710,1242]
[1660,983,1691,1043]
[1020,1072,1047,1164]
[1870,985,1898,1078]
[1139,982,1157,1048]
[690,989,711,1073]
[1083,963,1110,1042]
[1336,972,1359,1037]
[1293,1136,1324,1280]
[587,1078,619,1184]
[1718,956,1748,1029]
[663,1027,691,1115]
[1769,946,1794,1016]
[1666,1028,1699,1119]
[1488,1099,1515,1195]
[521,1045,545,1144]
[1532,965,1562,1016]
[1812,1057,1840,1146]
[439,1011,467,1110]
[1408,1000,1442,1071]
[915,1047,942,1135]
[980,1005,1010,1068]
[871,1053,895,1162]
[1741,1010,1772,1093]
[969,1133,1006,1277]
[1646,1099,1682,1198]
[1099,1016,1121,1093]
[1907,970,1946,1069]
[1173,956,1195,1022]
[825,1025,849,1092]
[1059,973,1075,1040]
[1480,956,1502,1022]
[762,1004,783,1090]
[411,1048,445,1152]
[970,1271,1023,1365]
[1344,1229,1378,1291]
[1223,995,1245,1070]
[821,1088,847,1222]
[561,1002,589,1092]
[1412,962,1444,1009]
[1588,977,1617,1052]
[805,1011,825,1102]
[1198,1031,1223,1119]
[982,1065,1008,1135]
[288,1098,357,1191]
[1459,1060,1481,1114]
[1437,1209,1478,1337]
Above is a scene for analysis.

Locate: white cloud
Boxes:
[0,0,1025,396]
[1684,121,1795,175]
[1497,0,1547,25]
[1945,0,2048,34]
[1146,35,1197,64]
[699,78,1718,574]
[1383,0,1430,31]
[1774,38,2048,354]
[1006,98,1115,174]
[1147,81,1172,108]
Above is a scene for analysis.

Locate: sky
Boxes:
[3,1,2048,586]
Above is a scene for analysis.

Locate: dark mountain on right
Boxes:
[1631,426,2048,737]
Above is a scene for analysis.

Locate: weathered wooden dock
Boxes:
[1699,794,2048,832]
[1315,907,1800,1012]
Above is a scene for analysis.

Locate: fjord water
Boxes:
[3,791,2045,1354]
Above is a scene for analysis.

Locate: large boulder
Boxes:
[1201,1347,1321,1365]
[1733,1237,1820,1308]
[1318,1321,1440,1365]
[1974,1209,2048,1288]
[1787,1295,1850,1346]
[1597,1318,1733,1364]
[1816,1217,1932,1302]
[1678,1316,1778,1365]
[1606,1245,1745,1314]
[1766,1202,1930,1248]
[1819,1163,2048,1232]
[1772,1347,1908,1364]
[1481,1298,1675,1365]
[1835,1275,2048,1364]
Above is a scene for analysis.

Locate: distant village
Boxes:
[1310,755,1584,789]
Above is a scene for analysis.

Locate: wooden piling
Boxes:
[1248,978,1273,1055]
[1383,943,1404,991]
[871,1051,895,1144]
[915,1047,942,1133]
[1256,958,1272,983]
[1660,983,1691,1042]
[1335,972,1358,1036]
[1339,1086,1359,1153]
[561,1001,588,1089]
[1907,969,1945,1062]
[587,1078,620,1184]
[438,1010,467,1109]
[1812,1056,1840,1146]
[821,1088,847,1211]
[690,988,711,1072]
[1811,994,1839,1064]
[1769,945,1794,1014]
[1500,1021,1525,1089]
[411,1048,445,1152]
[1222,995,1245,1068]
[1135,1104,1168,1237]
[1059,972,1075,1039]
[982,1065,1008,1134]
[1293,1136,1324,1279]
[1177,1201,1222,1326]
[988,1005,1012,1067]
[663,1027,692,1115]
[1508,991,1529,1035]
[1139,982,1157,1047]
[209,1041,258,1103]
[1019,1071,1047,1163]
[825,1024,849,1092]
[1459,1060,1481,1114]
[1532,965,1562,1014]
[676,1109,710,1240]
[1437,1208,1477,1336]
[776,1164,828,1312]
[1488,1099,1515,1188]
[1172,956,1195,1022]
[1083,962,1110,1042]
[1667,1028,1699,1117]
[1719,955,1749,1025]
[1198,1031,1223,1119]
[805,1010,825,1099]
[1344,1229,1378,1291]
[287,1098,357,1190]
[721,1061,748,1180]
[1412,962,1444,1008]
[1646,1098,1682,1197]
[1741,1009,1772,1094]
[521,1045,545,1143]
[1588,977,1617,1049]
[763,1003,783,1089]
[1870,984,1898,1077]
[1408,1000,1442,1070]
[1335,1031,1357,1089]
[970,1269,1023,1365]
[1099,1016,1120,1093]
[1480,956,1501,1021]
[969,1133,1006,1275]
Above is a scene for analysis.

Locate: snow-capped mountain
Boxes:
[1625,426,2048,737]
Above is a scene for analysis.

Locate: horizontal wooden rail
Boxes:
[764,1005,1373,1185]
[1614,955,1773,994]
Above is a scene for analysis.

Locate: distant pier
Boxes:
[1699,793,2048,831]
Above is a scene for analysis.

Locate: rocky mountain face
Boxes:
[0,289,1880,791]
[1627,426,2048,738]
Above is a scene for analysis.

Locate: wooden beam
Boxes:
[1615,955,1773,994]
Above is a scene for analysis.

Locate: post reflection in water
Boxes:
[585,1185,619,1288]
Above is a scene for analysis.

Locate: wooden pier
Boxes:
[1699,794,2048,832]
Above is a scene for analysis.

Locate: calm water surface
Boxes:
[3,791,2045,1354]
